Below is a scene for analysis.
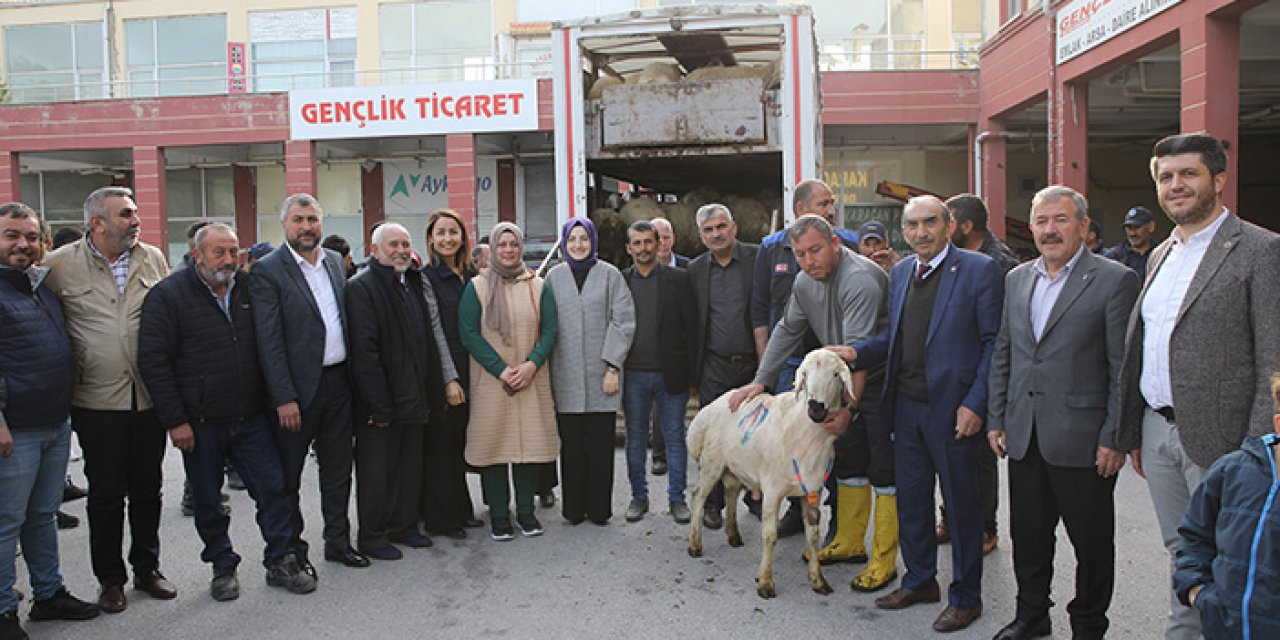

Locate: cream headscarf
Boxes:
[484,222,531,346]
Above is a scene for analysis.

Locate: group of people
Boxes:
[1,131,1277,640]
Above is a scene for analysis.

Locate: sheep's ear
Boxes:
[839,363,856,405]
[794,365,807,394]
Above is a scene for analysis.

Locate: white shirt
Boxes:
[1139,208,1231,409]
[288,244,347,367]
[915,243,950,280]
[1030,244,1086,341]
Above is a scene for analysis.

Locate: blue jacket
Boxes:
[1175,434,1280,640]
[0,266,71,431]
[853,245,1003,430]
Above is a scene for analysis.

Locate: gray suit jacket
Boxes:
[250,245,348,411]
[988,249,1139,467]
[1114,213,1280,468]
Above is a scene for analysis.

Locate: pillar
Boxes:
[979,118,1008,240]
[0,152,20,203]
[284,140,317,198]
[1181,13,1239,210]
[1050,81,1088,196]
[233,165,257,245]
[446,134,477,235]
[132,146,167,251]
[360,162,384,254]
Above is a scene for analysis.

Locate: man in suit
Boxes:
[688,203,760,530]
[1114,133,1280,640]
[249,194,368,574]
[621,221,697,524]
[841,195,1003,633]
[988,186,1139,640]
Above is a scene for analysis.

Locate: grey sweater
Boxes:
[753,248,888,388]
[546,261,636,413]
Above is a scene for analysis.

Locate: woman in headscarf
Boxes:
[419,209,483,538]
[545,217,635,525]
[458,222,559,540]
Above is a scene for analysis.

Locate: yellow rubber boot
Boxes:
[806,484,870,564]
[851,492,899,592]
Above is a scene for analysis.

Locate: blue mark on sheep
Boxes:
[737,403,769,445]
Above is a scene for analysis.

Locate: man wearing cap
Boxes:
[245,242,274,272]
[1103,207,1157,281]
[857,220,901,272]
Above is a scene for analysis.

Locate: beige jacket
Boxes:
[44,238,169,411]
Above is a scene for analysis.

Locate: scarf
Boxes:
[484,222,530,346]
[560,217,599,271]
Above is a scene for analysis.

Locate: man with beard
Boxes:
[138,224,314,601]
[1115,134,1280,640]
[345,223,458,560]
[249,194,368,575]
[43,187,175,613]
[0,203,101,639]
[1103,206,1157,281]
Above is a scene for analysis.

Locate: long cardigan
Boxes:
[458,269,559,467]
[545,261,635,414]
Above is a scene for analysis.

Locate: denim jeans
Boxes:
[0,421,71,613]
[184,413,292,571]
[623,370,688,503]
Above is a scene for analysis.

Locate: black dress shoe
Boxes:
[133,569,178,600]
[55,510,79,530]
[993,616,1051,640]
[324,547,371,568]
[62,477,88,502]
[777,505,804,538]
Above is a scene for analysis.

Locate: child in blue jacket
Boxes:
[1173,368,1280,640]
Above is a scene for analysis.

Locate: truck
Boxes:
[550,4,822,256]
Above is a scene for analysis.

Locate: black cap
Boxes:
[1123,207,1154,227]
[856,220,888,242]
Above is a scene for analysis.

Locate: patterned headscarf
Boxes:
[484,222,529,345]
[560,217,598,271]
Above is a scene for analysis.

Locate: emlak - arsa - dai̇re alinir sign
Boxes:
[289,79,538,140]
[1056,0,1181,65]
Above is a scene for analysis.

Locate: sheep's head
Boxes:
[794,349,855,424]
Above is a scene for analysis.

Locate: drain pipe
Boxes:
[974,131,991,200]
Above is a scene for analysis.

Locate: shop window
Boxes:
[250,8,358,91]
[126,15,228,97]
[3,22,105,103]
[380,1,493,84]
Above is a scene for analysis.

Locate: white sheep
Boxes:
[687,349,853,598]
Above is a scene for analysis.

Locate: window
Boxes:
[166,167,235,264]
[250,8,357,92]
[813,0,940,70]
[515,0,635,22]
[380,1,493,84]
[126,15,227,97]
[3,22,105,103]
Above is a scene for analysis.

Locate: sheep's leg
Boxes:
[804,500,833,595]
[723,475,744,548]
[755,491,783,599]
[687,466,712,558]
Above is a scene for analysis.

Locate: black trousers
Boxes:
[355,421,424,549]
[556,412,616,523]
[71,406,166,587]
[698,352,757,511]
[941,434,999,535]
[832,388,894,487]
[1009,429,1117,638]
[421,402,476,533]
[274,364,354,558]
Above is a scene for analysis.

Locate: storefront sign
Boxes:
[289,80,539,140]
[1056,0,1182,64]
[227,42,247,94]
[382,158,497,217]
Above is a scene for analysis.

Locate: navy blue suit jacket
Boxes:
[853,245,1003,431]
[249,244,349,412]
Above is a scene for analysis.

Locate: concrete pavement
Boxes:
[31,445,1171,639]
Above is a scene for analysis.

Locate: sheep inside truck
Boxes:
[687,348,853,599]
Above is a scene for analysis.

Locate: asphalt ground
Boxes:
[28,442,1170,639]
